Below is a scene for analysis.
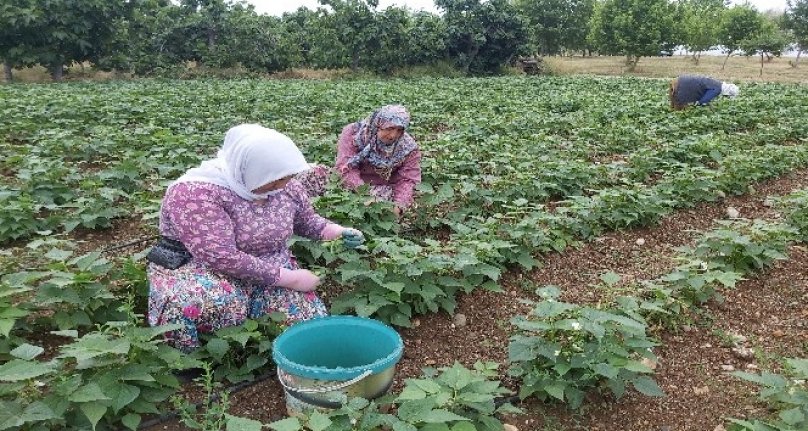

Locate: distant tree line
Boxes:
[1,0,807,81]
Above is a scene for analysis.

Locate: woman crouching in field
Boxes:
[145,124,364,351]
[297,105,422,218]
[669,74,739,110]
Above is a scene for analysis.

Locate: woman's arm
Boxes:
[164,183,282,285]
[334,124,365,190]
[390,148,422,208]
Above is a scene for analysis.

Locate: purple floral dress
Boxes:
[147,180,331,351]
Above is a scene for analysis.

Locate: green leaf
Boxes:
[411,379,443,394]
[107,383,140,413]
[10,344,44,360]
[0,320,14,338]
[397,398,436,422]
[599,271,621,286]
[205,338,230,361]
[0,359,54,382]
[545,382,566,400]
[121,413,141,431]
[421,409,470,423]
[21,401,57,422]
[268,417,302,431]
[632,376,664,397]
[451,422,477,431]
[593,363,619,379]
[226,414,264,431]
[786,358,808,377]
[80,402,107,431]
[307,411,332,431]
[0,401,24,429]
[69,383,111,403]
[532,300,576,319]
[397,385,427,401]
[779,407,805,426]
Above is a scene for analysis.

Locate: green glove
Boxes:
[342,229,365,249]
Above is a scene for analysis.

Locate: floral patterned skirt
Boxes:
[147,260,327,351]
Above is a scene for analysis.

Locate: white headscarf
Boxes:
[171,124,309,201]
[721,82,739,98]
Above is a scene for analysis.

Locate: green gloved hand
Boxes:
[342,229,365,249]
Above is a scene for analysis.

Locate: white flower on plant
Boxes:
[554,350,561,357]
[570,322,581,330]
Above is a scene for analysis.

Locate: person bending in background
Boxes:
[146,124,364,351]
[669,74,739,110]
[334,105,422,217]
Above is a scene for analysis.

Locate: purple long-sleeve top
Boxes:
[335,123,422,208]
[158,180,331,286]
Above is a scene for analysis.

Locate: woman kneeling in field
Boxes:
[146,124,364,351]
[669,74,739,110]
[298,105,422,218]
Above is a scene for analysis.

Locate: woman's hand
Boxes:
[342,228,365,249]
[276,268,321,292]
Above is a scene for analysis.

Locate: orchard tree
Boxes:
[7,0,128,81]
[94,0,185,76]
[784,0,808,66]
[364,6,410,74]
[403,11,448,66]
[588,0,676,70]
[680,0,725,63]
[318,0,379,72]
[741,16,790,75]
[436,0,528,74]
[0,0,41,81]
[718,4,763,69]
[516,0,595,56]
[283,7,346,69]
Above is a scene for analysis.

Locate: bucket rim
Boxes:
[272,316,404,381]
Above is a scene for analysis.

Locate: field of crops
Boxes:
[1,76,807,431]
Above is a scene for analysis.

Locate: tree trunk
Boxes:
[696,52,701,64]
[625,55,640,72]
[759,52,764,77]
[50,62,64,81]
[793,49,802,67]
[3,60,12,82]
[351,51,360,73]
[721,52,732,70]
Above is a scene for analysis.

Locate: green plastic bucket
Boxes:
[272,316,404,414]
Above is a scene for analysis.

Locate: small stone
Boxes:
[641,357,658,370]
[701,343,713,348]
[720,364,735,372]
[453,313,468,328]
[732,347,755,360]
[425,359,436,365]
[412,318,421,328]
[682,325,693,332]
[714,425,726,431]
[635,238,646,246]
[773,329,785,338]
[716,190,726,199]
[693,385,710,395]
[747,185,756,195]
[746,363,758,370]
[729,333,748,345]
[726,207,740,219]
[503,425,519,431]
[763,198,775,207]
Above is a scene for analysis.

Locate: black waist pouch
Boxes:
[146,237,192,269]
